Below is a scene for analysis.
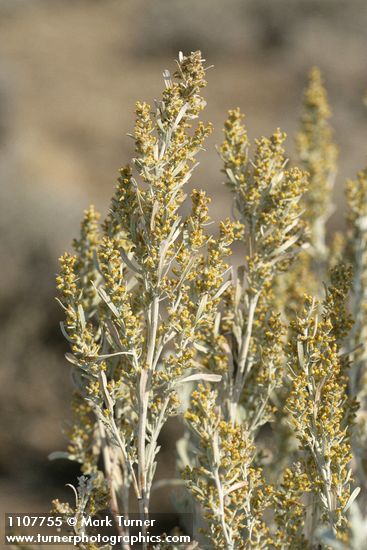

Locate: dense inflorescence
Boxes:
[285,266,353,541]
[184,386,271,549]
[51,52,367,550]
[346,169,367,502]
[296,67,338,265]
[217,108,308,424]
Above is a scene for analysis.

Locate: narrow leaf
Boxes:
[343,487,361,512]
[175,373,222,385]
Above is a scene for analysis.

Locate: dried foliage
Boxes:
[51,52,367,549]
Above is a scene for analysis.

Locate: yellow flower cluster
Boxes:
[53,52,365,549]
[297,67,338,262]
[72,205,101,310]
[285,265,354,537]
[52,474,109,539]
[272,463,311,549]
[56,252,100,368]
[214,108,308,424]
[220,111,308,287]
[346,168,367,492]
[56,51,237,522]
[346,169,367,225]
[184,385,271,549]
[239,304,284,431]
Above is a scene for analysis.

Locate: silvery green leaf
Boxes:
[150,201,160,231]
[225,168,238,187]
[55,296,68,311]
[126,274,138,292]
[167,216,182,242]
[120,248,142,275]
[177,256,195,287]
[71,369,89,391]
[175,373,221,385]
[212,432,220,466]
[48,451,71,461]
[193,341,210,353]
[316,525,346,550]
[172,103,189,131]
[77,304,86,332]
[195,294,208,322]
[99,370,115,411]
[172,160,187,178]
[297,340,305,368]
[212,280,232,301]
[270,171,284,188]
[343,487,361,512]
[156,116,165,134]
[181,169,195,186]
[223,481,247,496]
[139,369,149,403]
[345,468,353,484]
[95,285,120,318]
[313,310,319,337]
[356,215,367,231]
[65,483,79,507]
[233,325,242,348]
[151,461,157,481]
[282,217,299,236]
[96,350,134,360]
[60,321,73,343]
[105,319,123,349]
[214,312,221,337]
[65,352,80,366]
[166,226,182,251]
[153,142,159,161]
[158,240,170,277]
[162,69,172,88]
[349,502,367,548]
[270,232,300,258]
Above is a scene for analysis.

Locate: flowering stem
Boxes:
[98,420,130,550]
[137,294,160,550]
[230,293,259,422]
[213,467,234,550]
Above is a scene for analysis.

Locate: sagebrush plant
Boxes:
[51,52,367,549]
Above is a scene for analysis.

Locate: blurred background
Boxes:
[0,0,366,525]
